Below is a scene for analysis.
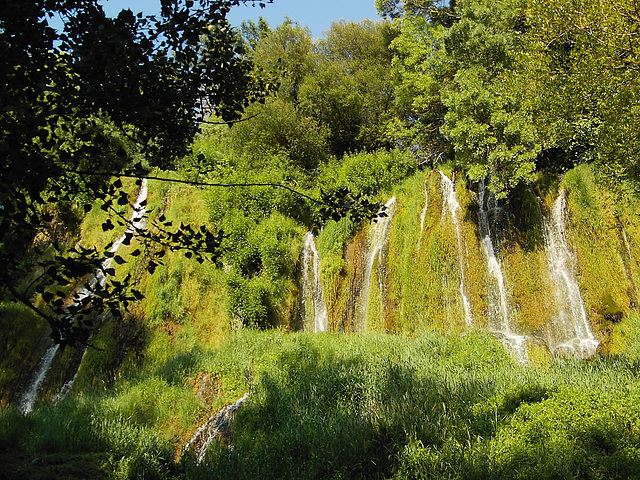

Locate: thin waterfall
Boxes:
[358,197,396,331]
[72,179,148,308]
[543,190,598,357]
[301,232,329,332]
[439,172,473,326]
[18,180,148,413]
[417,181,429,251]
[477,180,528,363]
[623,229,635,264]
[19,343,59,414]
[183,393,250,463]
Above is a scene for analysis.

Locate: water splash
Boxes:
[477,180,528,363]
[439,172,473,326]
[183,393,249,463]
[18,180,148,413]
[417,181,429,251]
[543,190,598,357]
[358,197,396,331]
[301,232,329,332]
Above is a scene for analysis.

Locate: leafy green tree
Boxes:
[0,0,267,345]
[387,9,448,154]
[522,0,640,187]
[228,98,329,171]
[300,19,399,155]
[252,18,315,102]
[239,17,272,51]
[385,0,537,196]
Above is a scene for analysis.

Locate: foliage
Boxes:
[316,217,357,288]
[300,19,399,154]
[317,149,417,198]
[388,11,448,152]
[0,0,269,345]
[522,0,640,188]
[7,327,640,479]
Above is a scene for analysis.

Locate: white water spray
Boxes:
[417,181,429,251]
[439,172,473,326]
[543,190,598,357]
[358,197,396,331]
[301,232,329,332]
[477,180,528,363]
[18,180,148,413]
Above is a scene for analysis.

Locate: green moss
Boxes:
[0,303,50,406]
[562,165,631,341]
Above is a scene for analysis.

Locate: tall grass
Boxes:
[5,321,640,479]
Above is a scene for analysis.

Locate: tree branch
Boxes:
[60,168,334,208]
[199,113,260,125]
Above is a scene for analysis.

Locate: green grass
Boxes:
[5,326,640,479]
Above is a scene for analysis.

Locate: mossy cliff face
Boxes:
[6,164,640,412]
[322,165,640,358]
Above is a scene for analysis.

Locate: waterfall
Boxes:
[543,190,599,357]
[439,172,473,326]
[477,180,528,363]
[621,227,639,304]
[18,343,59,414]
[95,179,148,290]
[358,197,396,331]
[417,181,429,251]
[301,232,329,332]
[183,393,249,463]
[18,180,148,413]
[72,179,148,309]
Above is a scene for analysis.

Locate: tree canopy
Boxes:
[382,0,640,196]
[0,0,269,345]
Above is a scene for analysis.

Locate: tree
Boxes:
[299,19,399,155]
[521,0,640,187]
[0,0,270,346]
[385,0,537,196]
[387,8,448,155]
[252,18,315,102]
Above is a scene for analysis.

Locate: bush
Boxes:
[317,149,416,198]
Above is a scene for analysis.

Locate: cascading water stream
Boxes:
[477,180,528,363]
[439,172,473,326]
[543,190,598,357]
[18,343,59,414]
[18,180,148,414]
[417,181,429,251]
[358,197,396,331]
[301,232,329,332]
[183,393,249,463]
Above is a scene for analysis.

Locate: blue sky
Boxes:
[227,0,381,38]
[97,1,380,39]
